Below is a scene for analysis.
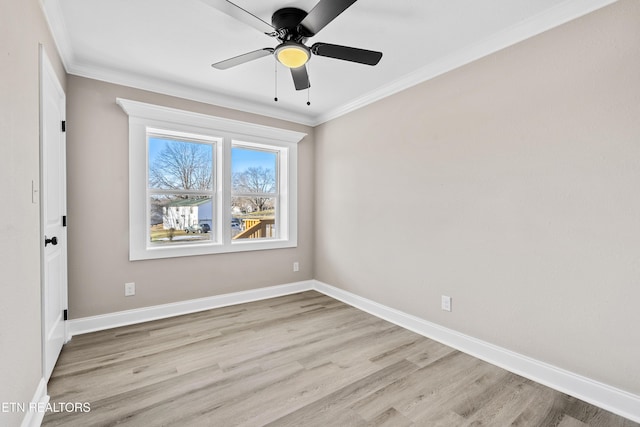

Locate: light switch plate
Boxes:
[441,295,452,312]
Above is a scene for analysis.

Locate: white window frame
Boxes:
[117,98,306,260]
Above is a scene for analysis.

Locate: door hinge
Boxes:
[63,309,68,321]
[61,121,66,132]
[62,215,67,227]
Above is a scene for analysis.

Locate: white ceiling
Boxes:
[42,0,616,125]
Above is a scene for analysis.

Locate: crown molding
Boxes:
[41,0,314,125]
[116,97,307,143]
[42,0,619,127]
[312,0,619,125]
[69,61,316,126]
[40,0,75,71]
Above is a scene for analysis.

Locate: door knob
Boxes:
[45,236,58,247]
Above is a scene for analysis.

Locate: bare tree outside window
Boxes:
[149,140,212,191]
[232,166,276,212]
[231,147,278,240]
[148,137,215,245]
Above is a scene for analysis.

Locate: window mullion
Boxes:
[149,189,215,197]
[231,192,277,198]
[222,137,233,245]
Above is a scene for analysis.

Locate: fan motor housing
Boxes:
[272,7,308,40]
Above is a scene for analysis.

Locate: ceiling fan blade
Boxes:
[212,48,274,70]
[311,43,382,66]
[290,65,310,90]
[200,0,276,35]
[298,0,358,36]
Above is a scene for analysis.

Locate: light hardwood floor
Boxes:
[43,291,638,426]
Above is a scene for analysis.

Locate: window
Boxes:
[117,98,306,260]
[231,144,279,240]
[148,131,216,246]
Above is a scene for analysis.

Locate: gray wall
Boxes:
[0,0,66,425]
[314,0,640,395]
[65,76,314,319]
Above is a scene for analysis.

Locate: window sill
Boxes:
[131,238,297,261]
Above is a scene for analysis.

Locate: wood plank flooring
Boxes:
[42,291,638,426]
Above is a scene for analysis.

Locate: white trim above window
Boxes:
[117,98,306,260]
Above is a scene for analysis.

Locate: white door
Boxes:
[40,46,68,382]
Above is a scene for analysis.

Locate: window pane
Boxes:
[149,137,213,191]
[231,146,278,240]
[232,197,276,240]
[150,195,214,245]
[231,147,277,194]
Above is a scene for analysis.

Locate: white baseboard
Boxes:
[63,278,640,423]
[67,280,314,338]
[312,280,640,424]
[20,377,48,427]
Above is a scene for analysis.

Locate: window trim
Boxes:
[117,98,306,260]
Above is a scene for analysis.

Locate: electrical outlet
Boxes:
[293,262,299,272]
[125,282,136,296]
[441,295,452,312]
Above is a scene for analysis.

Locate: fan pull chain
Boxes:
[306,62,311,106]
[274,60,278,102]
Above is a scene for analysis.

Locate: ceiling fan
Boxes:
[205,0,383,91]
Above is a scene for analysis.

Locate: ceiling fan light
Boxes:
[275,43,310,68]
